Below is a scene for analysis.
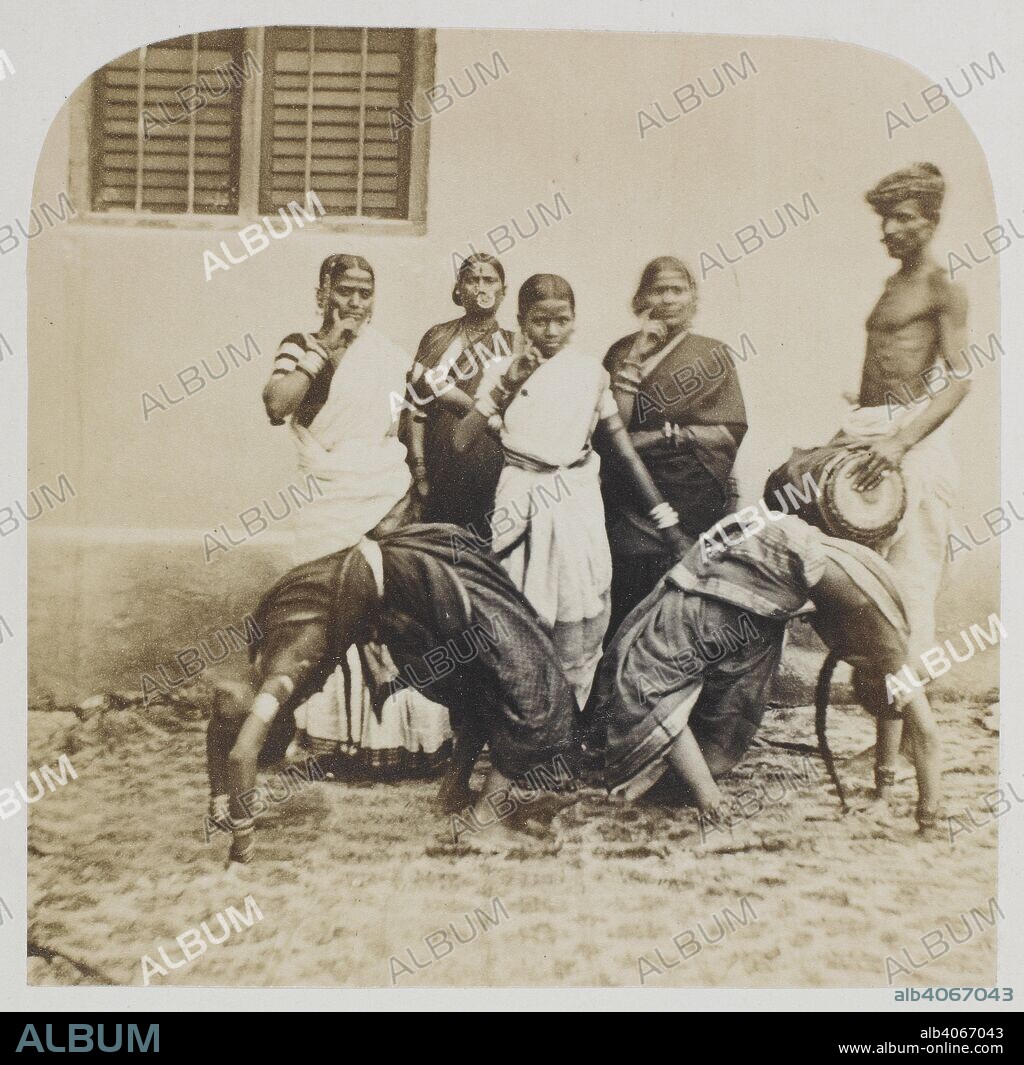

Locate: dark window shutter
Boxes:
[260,27,414,219]
[91,31,244,215]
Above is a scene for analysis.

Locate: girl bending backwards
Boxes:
[454,273,687,709]
[592,512,942,835]
[206,523,578,862]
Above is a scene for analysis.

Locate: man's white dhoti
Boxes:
[834,404,956,660]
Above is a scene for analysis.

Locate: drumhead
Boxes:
[821,451,906,544]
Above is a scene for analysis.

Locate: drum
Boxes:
[763,444,906,547]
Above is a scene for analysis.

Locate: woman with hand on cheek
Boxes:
[602,257,748,636]
[455,273,688,709]
[260,253,451,778]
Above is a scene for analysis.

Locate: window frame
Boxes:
[68,26,433,234]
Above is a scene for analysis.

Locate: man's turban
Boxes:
[865,163,945,220]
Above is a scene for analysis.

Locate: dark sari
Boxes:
[602,330,748,632]
[251,523,578,778]
[595,515,911,795]
[400,319,513,536]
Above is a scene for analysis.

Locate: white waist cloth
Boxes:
[492,450,612,628]
[483,343,613,469]
[835,403,957,658]
[837,403,956,507]
[289,427,410,565]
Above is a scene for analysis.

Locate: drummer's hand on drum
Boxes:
[851,438,909,492]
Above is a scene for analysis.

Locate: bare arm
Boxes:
[264,310,357,424]
[416,359,476,416]
[610,312,667,425]
[853,278,970,489]
[595,411,687,557]
[452,407,491,453]
[453,340,532,453]
[895,279,971,449]
[666,727,724,813]
[631,423,736,454]
[263,367,315,424]
[629,428,667,452]
[434,385,475,415]
[407,417,430,500]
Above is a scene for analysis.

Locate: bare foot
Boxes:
[698,796,740,833]
[848,745,915,783]
[849,795,895,824]
[227,834,255,867]
[512,791,579,828]
[916,808,946,841]
[437,776,479,815]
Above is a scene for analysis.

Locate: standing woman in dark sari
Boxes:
[400,254,514,539]
[603,257,748,635]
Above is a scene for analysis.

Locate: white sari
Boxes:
[284,324,451,772]
[481,342,617,706]
[834,401,956,661]
[288,324,413,565]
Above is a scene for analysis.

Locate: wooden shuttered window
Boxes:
[260,27,414,220]
[82,27,428,224]
[90,31,244,215]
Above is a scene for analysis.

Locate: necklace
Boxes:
[462,318,496,344]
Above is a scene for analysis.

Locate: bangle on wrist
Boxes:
[474,394,499,420]
[614,369,641,395]
[649,502,680,530]
[296,350,327,378]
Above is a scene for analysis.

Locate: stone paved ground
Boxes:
[26,680,999,989]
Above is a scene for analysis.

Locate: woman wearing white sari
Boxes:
[454,274,689,709]
[262,253,451,776]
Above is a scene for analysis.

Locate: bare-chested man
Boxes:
[841,163,970,663]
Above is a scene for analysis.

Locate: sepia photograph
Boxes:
[1,0,1020,1026]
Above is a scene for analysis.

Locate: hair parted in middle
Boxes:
[631,256,697,316]
[517,273,575,318]
[315,253,375,312]
[452,252,506,306]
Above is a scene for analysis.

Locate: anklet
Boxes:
[230,818,256,863]
[874,767,897,790]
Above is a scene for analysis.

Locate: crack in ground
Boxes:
[27,936,119,985]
